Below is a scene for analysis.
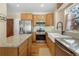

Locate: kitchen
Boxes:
[0,3,79,56]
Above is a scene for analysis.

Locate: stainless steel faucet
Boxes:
[57,21,64,35]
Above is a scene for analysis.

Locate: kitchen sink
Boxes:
[63,39,75,44]
[48,33,72,39]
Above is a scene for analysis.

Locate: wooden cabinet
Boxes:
[36,15,46,21]
[32,32,36,42]
[7,18,14,37]
[19,36,32,56]
[21,13,32,20]
[46,13,54,26]
[19,39,28,56]
[46,34,55,56]
[0,48,18,56]
[21,13,54,26]
[55,40,75,56]
[32,15,37,26]
[32,15,46,26]
[27,36,32,55]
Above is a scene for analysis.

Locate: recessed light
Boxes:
[17,4,20,7]
[40,4,44,7]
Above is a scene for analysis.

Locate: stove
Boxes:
[36,28,46,41]
[35,21,46,41]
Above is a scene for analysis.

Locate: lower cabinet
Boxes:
[19,36,32,56]
[0,48,18,56]
[55,40,75,56]
[27,36,32,56]
[46,34,55,56]
[46,34,75,56]
[19,39,28,56]
[32,32,36,42]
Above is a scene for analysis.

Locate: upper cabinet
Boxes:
[21,13,33,20]
[0,3,7,16]
[32,15,46,26]
[36,15,46,22]
[21,12,54,26]
[46,13,54,26]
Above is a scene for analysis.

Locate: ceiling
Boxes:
[7,3,57,13]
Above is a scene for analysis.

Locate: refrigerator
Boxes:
[19,20,32,34]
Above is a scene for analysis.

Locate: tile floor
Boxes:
[31,42,51,56]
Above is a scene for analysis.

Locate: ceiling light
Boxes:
[17,4,20,7]
[40,4,44,7]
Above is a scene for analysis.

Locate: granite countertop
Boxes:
[48,32,79,56]
[0,34,31,47]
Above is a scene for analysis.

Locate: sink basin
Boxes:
[63,39,75,44]
[48,33,72,39]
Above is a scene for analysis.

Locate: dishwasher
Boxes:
[55,40,75,56]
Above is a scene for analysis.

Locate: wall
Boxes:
[0,20,6,38]
[54,12,58,29]
[0,3,7,16]
[7,12,21,35]
[14,19,20,35]
[54,4,73,31]
[0,3,7,38]
[54,10,65,30]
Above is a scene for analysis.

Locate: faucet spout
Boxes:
[57,21,64,35]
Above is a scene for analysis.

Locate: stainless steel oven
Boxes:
[36,34,46,40]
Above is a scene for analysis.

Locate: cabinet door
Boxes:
[37,15,46,22]
[33,15,37,26]
[7,18,13,37]
[19,40,27,56]
[0,48,18,56]
[46,34,55,56]
[33,15,46,26]
[32,32,36,42]
[21,13,32,20]
[27,36,32,56]
[48,37,55,56]
[46,13,54,26]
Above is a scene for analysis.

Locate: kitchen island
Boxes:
[0,34,32,56]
